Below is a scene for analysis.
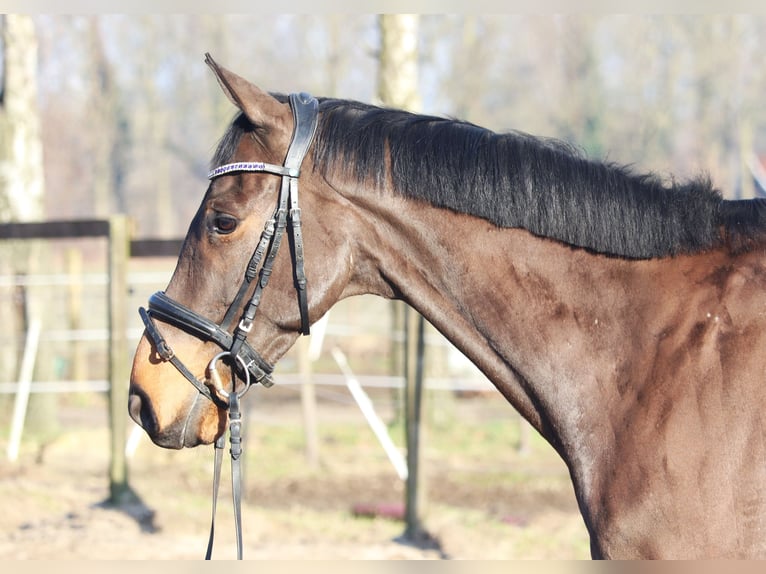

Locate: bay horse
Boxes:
[129,54,766,559]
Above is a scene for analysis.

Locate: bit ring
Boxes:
[206,351,252,401]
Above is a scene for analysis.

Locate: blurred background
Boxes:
[1,13,766,559]
[28,14,766,235]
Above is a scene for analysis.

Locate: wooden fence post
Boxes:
[107,214,134,505]
[403,304,426,541]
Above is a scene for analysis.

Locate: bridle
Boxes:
[138,91,319,559]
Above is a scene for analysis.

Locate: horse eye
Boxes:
[213,214,238,235]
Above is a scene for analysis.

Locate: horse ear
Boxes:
[204,52,286,129]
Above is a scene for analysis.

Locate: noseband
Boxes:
[138,92,319,559]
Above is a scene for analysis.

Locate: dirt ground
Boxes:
[0,389,590,560]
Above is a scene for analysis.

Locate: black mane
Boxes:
[215,98,766,259]
[313,99,732,259]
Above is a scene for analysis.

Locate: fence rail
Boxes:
[0,218,183,257]
[0,219,111,239]
[0,216,182,503]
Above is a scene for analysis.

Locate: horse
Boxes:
[129,54,766,559]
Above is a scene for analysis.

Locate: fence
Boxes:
[0,216,506,534]
[0,216,182,504]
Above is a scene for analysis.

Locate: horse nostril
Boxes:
[128,391,156,435]
[128,393,144,426]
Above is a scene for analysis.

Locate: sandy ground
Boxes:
[0,392,590,560]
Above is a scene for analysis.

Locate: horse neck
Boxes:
[349,191,674,459]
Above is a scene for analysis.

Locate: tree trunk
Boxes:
[378,13,430,544]
[378,14,422,384]
[378,15,422,111]
[0,15,44,222]
[0,15,58,453]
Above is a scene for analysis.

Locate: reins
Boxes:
[138,91,319,559]
[204,352,248,560]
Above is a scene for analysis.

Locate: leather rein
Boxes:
[138,92,319,559]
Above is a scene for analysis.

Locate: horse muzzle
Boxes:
[129,337,226,448]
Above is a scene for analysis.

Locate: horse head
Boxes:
[129,55,359,448]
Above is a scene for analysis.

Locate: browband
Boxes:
[207,162,298,180]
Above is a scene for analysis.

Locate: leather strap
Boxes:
[228,92,318,345]
[208,161,296,180]
[204,386,245,560]
[139,307,225,406]
[228,392,244,560]
[205,433,226,560]
[142,291,275,387]
[219,215,276,331]
[286,93,317,335]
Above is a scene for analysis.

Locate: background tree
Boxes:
[0,14,58,452]
[86,16,129,218]
[0,15,44,222]
[377,13,432,545]
[28,14,766,235]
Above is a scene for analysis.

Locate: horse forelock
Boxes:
[211,112,254,170]
[311,98,756,260]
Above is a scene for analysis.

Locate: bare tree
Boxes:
[378,15,422,111]
[86,17,130,217]
[0,15,58,448]
[377,13,430,544]
[0,15,44,222]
